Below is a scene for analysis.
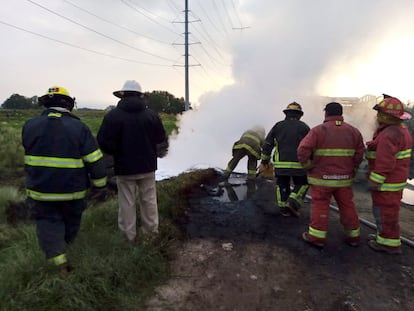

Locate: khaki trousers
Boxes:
[116,172,159,241]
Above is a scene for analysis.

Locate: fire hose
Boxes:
[304,194,414,248]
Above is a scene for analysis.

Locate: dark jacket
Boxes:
[262,118,310,176]
[97,96,166,175]
[22,108,107,201]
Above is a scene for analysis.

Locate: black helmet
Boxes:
[283,102,303,116]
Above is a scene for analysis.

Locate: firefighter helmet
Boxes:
[38,86,75,110]
[113,80,143,98]
[283,102,303,116]
[373,96,412,120]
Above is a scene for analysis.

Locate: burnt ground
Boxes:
[146,174,414,311]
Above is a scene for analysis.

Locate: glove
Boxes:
[257,162,274,179]
[156,139,169,158]
[367,180,380,191]
[302,160,312,170]
[88,187,108,202]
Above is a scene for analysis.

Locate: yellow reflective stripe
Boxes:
[366,149,412,160]
[82,149,104,163]
[308,177,353,187]
[92,176,107,188]
[233,144,260,159]
[366,150,376,159]
[276,186,284,206]
[314,149,355,157]
[247,169,256,176]
[261,154,271,161]
[274,161,304,169]
[288,185,309,207]
[243,133,261,144]
[48,253,67,266]
[309,226,327,239]
[47,112,62,118]
[25,155,84,168]
[344,227,360,238]
[379,182,406,192]
[27,189,86,201]
[395,148,412,159]
[369,172,386,184]
[377,235,401,247]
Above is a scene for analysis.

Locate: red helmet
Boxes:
[373,96,412,120]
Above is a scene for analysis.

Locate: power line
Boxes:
[62,0,173,45]
[212,0,229,35]
[26,0,176,62]
[126,0,175,25]
[0,20,172,67]
[120,0,181,36]
[194,1,226,37]
[230,0,244,29]
[220,0,235,29]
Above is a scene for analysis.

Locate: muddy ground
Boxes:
[146,174,414,311]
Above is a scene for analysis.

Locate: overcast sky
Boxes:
[2,0,414,174]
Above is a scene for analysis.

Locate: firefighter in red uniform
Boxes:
[366,94,413,254]
[297,102,364,248]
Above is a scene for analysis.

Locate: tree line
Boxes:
[1,90,187,114]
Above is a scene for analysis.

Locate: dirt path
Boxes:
[146,176,414,311]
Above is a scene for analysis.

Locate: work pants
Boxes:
[371,190,402,248]
[28,198,85,266]
[275,174,309,208]
[116,172,159,241]
[225,148,258,179]
[308,185,360,244]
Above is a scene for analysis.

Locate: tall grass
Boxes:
[0,126,24,178]
[0,169,217,310]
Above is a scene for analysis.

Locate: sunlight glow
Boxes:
[317,36,414,102]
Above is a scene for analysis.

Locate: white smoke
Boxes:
[157,1,414,178]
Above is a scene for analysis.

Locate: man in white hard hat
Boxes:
[97,80,166,242]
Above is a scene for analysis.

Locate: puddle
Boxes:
[402,179,414,205]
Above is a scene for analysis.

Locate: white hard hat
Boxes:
[113,80,143,98]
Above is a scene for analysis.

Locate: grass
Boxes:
[0,109,193,309]
[0,153,217,311]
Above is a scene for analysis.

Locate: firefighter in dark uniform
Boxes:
[260,102,310,217]
[22,86,107,274]
[223,126,266,180]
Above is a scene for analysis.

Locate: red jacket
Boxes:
[297,115,364,187]
[366,123,413,191]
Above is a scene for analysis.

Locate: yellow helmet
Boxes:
[45,86,71,97]
[39,85,75,110]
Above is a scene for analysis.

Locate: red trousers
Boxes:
[371,190,402,246]
[308,185,360,243]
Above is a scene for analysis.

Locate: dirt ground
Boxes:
[145,174,414,311]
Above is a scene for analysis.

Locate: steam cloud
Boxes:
[157,1,414,178]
